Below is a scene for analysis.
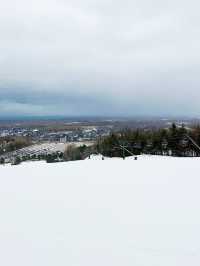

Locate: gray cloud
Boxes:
[0,0,199,116]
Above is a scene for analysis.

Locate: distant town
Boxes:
[0,125,111,142]
[0,126,112,164]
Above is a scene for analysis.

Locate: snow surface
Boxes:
[0,156,200,266]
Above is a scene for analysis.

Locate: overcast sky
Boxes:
[0,0,199,117]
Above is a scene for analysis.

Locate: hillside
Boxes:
[0,156,200,265]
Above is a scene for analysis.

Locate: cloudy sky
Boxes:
[0,0,199,117]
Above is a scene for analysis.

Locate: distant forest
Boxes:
[96,123,200,158]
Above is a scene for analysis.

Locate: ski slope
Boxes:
[0,156,200,266]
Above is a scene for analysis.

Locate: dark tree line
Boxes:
[96,124,200,158]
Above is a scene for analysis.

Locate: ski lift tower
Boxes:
[114,141,137,160]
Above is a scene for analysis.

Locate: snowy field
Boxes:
[0,156,200,266]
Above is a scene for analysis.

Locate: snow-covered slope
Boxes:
[0,156,200,266]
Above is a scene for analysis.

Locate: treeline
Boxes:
[96,124,200,158]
